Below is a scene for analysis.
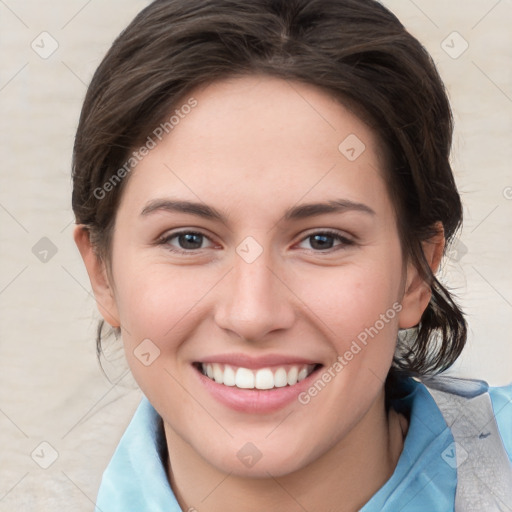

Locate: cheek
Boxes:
[290,260,403,437]
[298,260,402,341]
[113,265,207,402]
[113,261,218,346]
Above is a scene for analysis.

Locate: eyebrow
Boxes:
[140,198,376,223]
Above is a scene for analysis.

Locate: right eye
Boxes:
[158,230,216,254]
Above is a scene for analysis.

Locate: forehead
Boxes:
[119,75,393,222]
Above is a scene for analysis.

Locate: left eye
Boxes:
[297,231,353,251]
[160,231,214,252]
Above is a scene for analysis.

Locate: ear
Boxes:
[398,223,445,329]
[73,225,120,328]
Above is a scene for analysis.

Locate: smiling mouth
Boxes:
[195,362,322,390]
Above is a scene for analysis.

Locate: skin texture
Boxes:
[75,75,443,511]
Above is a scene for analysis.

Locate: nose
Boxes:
[214,248,296,342]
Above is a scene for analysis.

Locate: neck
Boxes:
[164,388,406,512]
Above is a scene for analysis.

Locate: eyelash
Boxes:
[157,229,355,255]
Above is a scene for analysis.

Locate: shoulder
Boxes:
[488,382,512,462]
[419,374,512,457]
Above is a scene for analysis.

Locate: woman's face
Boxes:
[82,75,430,477]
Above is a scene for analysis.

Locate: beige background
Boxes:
[0,0,511,509]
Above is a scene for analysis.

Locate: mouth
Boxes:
[194,362,322,390]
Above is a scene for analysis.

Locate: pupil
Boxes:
[311,234,333,250]
[180,233,202,249]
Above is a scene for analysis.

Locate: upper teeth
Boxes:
[201,363,315,390]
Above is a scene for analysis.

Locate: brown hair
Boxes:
[72,0,466,376]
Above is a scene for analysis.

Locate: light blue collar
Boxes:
[95,397,182,512]
[361,377,457,511]
[96,377,457,511]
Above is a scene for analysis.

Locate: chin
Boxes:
[199,436,320,479]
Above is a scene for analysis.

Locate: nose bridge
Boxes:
[214,243,294,341]
[233,252,275,307]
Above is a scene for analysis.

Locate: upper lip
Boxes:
[196,353,322,369]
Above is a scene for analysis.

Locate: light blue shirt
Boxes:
[95,377,512,511]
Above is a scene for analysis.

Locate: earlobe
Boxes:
[398,223,445,329]
[73,225,120,328]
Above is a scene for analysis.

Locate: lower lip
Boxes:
[194,365,323,414]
